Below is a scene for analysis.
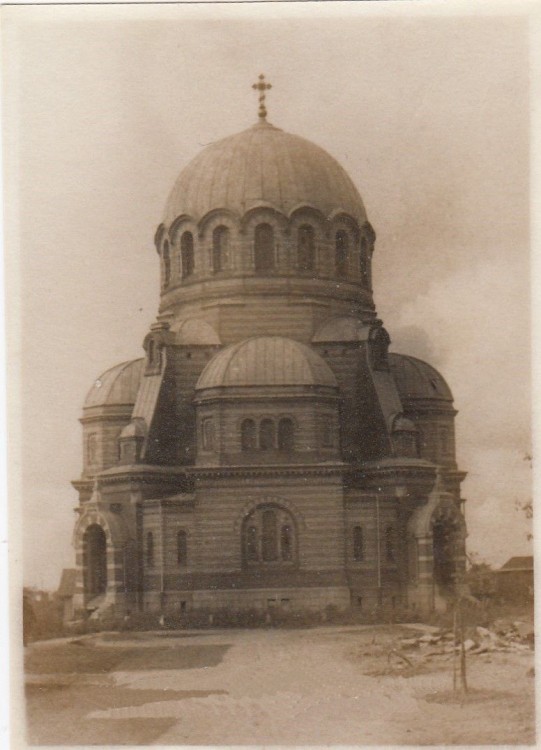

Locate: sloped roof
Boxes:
[84,359,145,408]
[196,336,337,390]
[499,556,534,571]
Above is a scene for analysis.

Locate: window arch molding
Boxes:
[239,206,288,235]
[233,495,307,535]
[197,208,239,236]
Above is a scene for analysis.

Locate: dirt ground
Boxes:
[23,624,535,746]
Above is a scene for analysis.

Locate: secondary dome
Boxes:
[388,354,453,402]
[164,121,367,226]
[84,359,144,409]
[196,336,337,390]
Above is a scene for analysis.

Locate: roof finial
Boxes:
[252,73,272,121]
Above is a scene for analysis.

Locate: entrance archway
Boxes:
[432,518,458,590]
[83,524,107,598]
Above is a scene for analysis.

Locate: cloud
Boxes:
[389,324,440,366]
[381,251,531,565]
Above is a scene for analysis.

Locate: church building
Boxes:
[72,78,467,619]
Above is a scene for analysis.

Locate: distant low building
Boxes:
[496,556,534,603]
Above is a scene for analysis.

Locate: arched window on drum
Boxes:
[162,240,171,287]
[297,225,315,272]
[212,226,229,274]
[254,223,275,272]
[360,236,370,287]
[241,419,257,451]
[335,230,349,277]
[180,232,195,279]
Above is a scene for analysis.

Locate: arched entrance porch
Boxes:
[83,524,107,600]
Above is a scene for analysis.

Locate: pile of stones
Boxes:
[399,620,534,658]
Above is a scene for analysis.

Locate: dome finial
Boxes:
[252,73,272,121]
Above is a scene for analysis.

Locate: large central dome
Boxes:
[163,120,367,226]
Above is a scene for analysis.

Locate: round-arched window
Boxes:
[335,230,349,277]
[163,240,171,287]
[360,236,369,287]
[254,223,275,272]
[297,225,315,272]
[181,232,195,279]
[212,226,229,274]
[242,505,297,565]
[241,419,257,451]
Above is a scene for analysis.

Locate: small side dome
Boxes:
[388,354,453,402]
[84,359,145,408]
[312,316,370,343]
[119,418,147,439]
[171,318,221,346]
[196,336,337,390]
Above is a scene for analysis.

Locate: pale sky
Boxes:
[3,3,534,589]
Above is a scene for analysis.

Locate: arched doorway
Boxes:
[83,524,107,599]
[432,518,459,591]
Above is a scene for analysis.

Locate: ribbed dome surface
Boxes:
[84,359,144,408]
[389,354,453,402]
[164,121,366,226]
[196,336,337,390]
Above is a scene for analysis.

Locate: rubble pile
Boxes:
[399,620,534,658]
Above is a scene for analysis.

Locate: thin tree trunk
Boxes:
[453,602,458,691]
[459,602,468,693]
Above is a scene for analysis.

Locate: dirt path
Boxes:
[24,625,535,745]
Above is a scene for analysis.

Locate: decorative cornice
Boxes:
[189,462,348,480]
[144,496,196,510]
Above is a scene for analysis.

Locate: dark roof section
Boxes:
[388,353,453,402]
[57,568,77,597]
[498,556,534,572]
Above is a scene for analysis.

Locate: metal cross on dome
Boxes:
[252,74,272,121]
